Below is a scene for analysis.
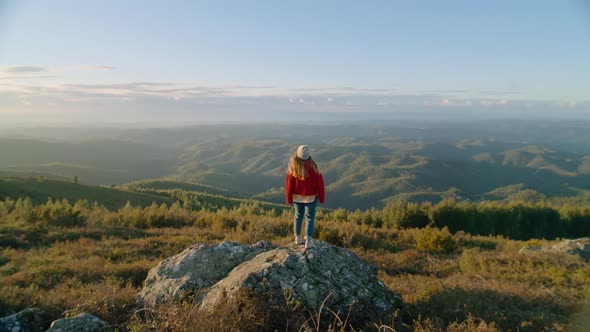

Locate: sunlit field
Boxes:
[1,197,588,331]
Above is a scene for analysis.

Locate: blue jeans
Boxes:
[293,196,318,239]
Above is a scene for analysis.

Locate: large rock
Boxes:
[519,238,590,262]
[46,312,110,332]
[518,245,541,254]
[139,240,402,324]
[0,308,45,332]
[139,241,277,306]
[203,241,401,323]
[547,238,590,261]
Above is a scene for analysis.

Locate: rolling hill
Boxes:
[2,123,590,210]
[117,179,245,198]
[0,177,171,209]
[0,138,176,185]
[171,137,590,209]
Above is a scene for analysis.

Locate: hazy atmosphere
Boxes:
[1,0,589,125]
[1,2,590,332]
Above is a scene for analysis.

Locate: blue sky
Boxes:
[0,0,589,124]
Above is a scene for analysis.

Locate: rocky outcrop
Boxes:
[547,238,590,261]
[46,312,110,332]
[139,241,277,306]
[518,245,541,254]
[139,240,402,324]
[519,238,590,261]
[0,308,45,332]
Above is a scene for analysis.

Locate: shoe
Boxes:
[294,236,304,245]
[305,238,315,249]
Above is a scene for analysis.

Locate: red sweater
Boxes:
[285,160,325,205]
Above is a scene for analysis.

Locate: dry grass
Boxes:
[1,202,588,331]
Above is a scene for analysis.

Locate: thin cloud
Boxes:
[292,87,398,93]
[0,66,54,80]
[0,64,115,81]
[401,88,521,97]
[229,85,275,89]
[1,75,588,121]
[69,65,115,71]
[17,95,32,106]
[0,66,48,73]
[0,75,57,80]
[59,82,233,98]
[64,82,176,89]
[560,100,577,108]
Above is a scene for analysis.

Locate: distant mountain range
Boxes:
[1,122,590,210]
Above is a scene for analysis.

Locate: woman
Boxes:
[285,145,325,249]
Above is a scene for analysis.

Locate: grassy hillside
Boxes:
[0,177,171,209]
[0,198,588,330]
[0,138,176,185]
[118,180,290,214]
[0,170,71,182]
[118,179,245,198]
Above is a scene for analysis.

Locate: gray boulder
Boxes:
[46,312,110,332]
[139,241,277,306]
[140,240,401,324]
[518,245,541,254]
[519,238,590,262]
[202,241,401,323]
[547,238,590,261]
[0,308,45,332]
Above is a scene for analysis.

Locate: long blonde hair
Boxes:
[288,154,320,180]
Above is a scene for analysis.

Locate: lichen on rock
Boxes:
[46,312,110,332]
[139,240,277,306]
[547,238,590,261]
[519,238,590,261]
[139,240,402,325]
[0,308,45,332]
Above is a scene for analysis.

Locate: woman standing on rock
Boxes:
[285,145,325,249]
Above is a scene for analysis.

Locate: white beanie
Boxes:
[296,145,310,160]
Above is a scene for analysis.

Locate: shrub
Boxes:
[212,215,239,232]
[459,248,486,273]
[383,201,430,229]
[415,227,456,253]
[271,221,290,238]
[317,228,341,246]
[37,198,84,227]
[238,219,275,243]
[351,232,382,250]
